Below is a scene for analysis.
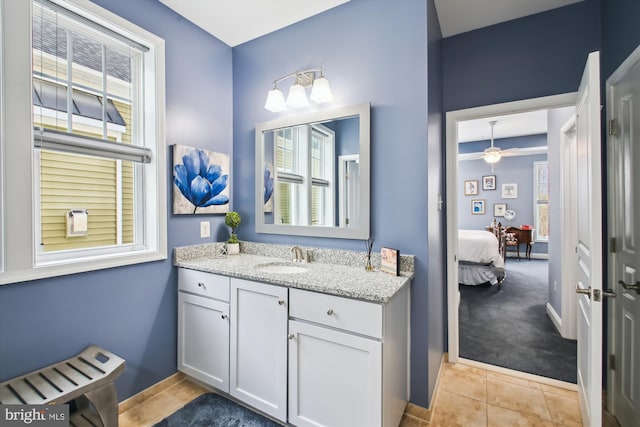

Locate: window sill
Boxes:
[0,249,167,286]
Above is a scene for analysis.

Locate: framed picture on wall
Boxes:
[464,180,479,196]
[471,199,485,215]
[502,183,518,199]
[494,203,506,217]
[482,175,496,190]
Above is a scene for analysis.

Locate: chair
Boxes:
[505,232,520,260]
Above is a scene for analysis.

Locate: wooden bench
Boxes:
[0,346,125,427]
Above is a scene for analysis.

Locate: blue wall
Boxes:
[442,0,601,112]
[601,0,640,79]
[458,153,548,254]
[425,0,445,400]
[0,0,233,400]
[232,0,437,406]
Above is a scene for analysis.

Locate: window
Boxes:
[0,0,166,284]
[534,161,549,242]
[274,124,335,226]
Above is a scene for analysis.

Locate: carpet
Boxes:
[459,259,577,383]
[154,393,282,427]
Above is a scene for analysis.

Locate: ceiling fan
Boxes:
[458,120,547,169]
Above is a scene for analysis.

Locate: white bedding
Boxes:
[458,229,505,269]
[458,229,505,286]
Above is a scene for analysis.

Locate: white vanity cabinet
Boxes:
[230,278,288,422]
[288,287,409,427]
[177,269,230,392]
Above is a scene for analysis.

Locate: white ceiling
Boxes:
[160,0,585,47]
[458,111,548,143]
[159,0,350,47]
[434,0,584,38]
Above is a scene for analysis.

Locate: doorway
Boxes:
[445,93,578,369]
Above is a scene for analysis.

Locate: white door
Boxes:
[177,292,230,392]
[574,51,604,427]
[607,44,640,427]
[230,278,288,421]
[288,319,382,427]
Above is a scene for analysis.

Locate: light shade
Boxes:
[264,88,287,112]
[310,77,333,103]
[483,147,502,164]
[286,83,309,108]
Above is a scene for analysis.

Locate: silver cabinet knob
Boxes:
[221,314,228,320]
[327,309,334,316]
[288,334,295,340]
[278,300,285,305]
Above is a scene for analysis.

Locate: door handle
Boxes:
[618,280,640,294]
[575,285,591,298]
[593,289,616,301]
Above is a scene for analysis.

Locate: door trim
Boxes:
[560,115,578,340]
[445,93,577,362]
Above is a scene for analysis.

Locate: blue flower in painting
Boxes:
[174,148,229,213]
[264,164,274,204]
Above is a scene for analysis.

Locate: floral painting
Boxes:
[264,163,274,213]
[173,144,230,214]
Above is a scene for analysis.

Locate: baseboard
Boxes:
[118,372,185,413]
[546,302,563,335]
[402,353,445,425]
[506,253,548,260]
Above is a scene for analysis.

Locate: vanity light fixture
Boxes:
[264,68,333,112]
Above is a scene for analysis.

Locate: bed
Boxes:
[458,229,506,287]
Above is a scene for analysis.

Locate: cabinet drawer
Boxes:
[178,268,230,302]
[289,288,382,339]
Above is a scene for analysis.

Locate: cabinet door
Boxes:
[288,319,382,427]
[230,278,288,421]
[178,292,229,392]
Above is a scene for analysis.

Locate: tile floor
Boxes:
[119,361,584,427]
[423,361,582,427]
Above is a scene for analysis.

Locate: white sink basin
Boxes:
[255,263,308,274]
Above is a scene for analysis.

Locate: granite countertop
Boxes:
[174,243,413,304]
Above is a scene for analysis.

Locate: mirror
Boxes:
[255,103,370,239]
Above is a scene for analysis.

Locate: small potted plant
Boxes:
[225,211,241,255]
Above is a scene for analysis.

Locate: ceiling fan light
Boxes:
[483,147,502,164]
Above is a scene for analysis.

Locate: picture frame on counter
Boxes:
[380,247,400,276]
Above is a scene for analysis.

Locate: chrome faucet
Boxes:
[290,245,305,263]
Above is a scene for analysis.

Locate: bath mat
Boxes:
[153,392,281,427]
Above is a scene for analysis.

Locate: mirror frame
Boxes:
[255,103,370,239]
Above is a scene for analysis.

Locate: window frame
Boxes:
[0,0,167,285]
[533,160,549,243]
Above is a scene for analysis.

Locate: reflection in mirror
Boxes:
[256,103,370,239]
